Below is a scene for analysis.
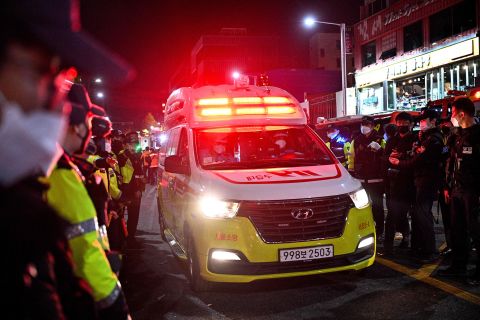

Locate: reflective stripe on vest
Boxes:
[98,224,110,251]
[65,217,99,240]
[96,281,122,309]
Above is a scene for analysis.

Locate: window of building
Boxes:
[430,0,477,44]
[336,58,341,69]
[380,48,397,60]
[404,21,423,52]
[362,41,376,67]
[429,9,451,43]
[336,40,341,50]
[452,0,476,35]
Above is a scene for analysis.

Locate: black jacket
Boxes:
[397,127,444,189]
[352,130,384,180]
[383,131,417,191]
[446,124,480,194]
[1,177,97,319]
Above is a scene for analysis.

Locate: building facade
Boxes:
[354,0,479,114]
[189,28,280,87]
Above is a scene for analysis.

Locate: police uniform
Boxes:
[349,120,385,237]
[383,130,417,252]
[47,153,128,316]
[325,128,350,167]
[394,125,444,259]
[118,133,145,241]
[445,123,480,276]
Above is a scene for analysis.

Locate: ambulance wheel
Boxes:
[157,198,167,242]
[187,237,212,292]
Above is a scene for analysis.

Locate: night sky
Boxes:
[80,0,361,124]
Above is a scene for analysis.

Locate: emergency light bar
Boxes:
[196,96,297,117]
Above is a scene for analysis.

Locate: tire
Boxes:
[157,198,167,242]
[187,236,212,292]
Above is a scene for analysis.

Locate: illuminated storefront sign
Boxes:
[355,0,461,44]
[356,37,479,87]
[384,0,436,26]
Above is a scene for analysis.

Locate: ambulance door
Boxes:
[172,127,191,245]
[160,127,181,233]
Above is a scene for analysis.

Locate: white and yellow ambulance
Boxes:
[157,80,375,291]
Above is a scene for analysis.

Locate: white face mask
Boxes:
[450,117,460,127]
[105,141,112,153]
[360,125,372,135]
[0,102,66,186]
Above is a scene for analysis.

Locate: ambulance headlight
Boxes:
[199,196,240,218]
[349,188,370,209]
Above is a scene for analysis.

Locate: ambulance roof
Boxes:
[164,84,307,130]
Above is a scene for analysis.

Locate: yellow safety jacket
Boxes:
[118,150,134,184]
[46,154,122,308]
[87,155,122,201]
[347,139,385,172]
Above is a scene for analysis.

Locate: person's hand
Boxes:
[109,210,119,219]
[389,157,399,165]
[106,157,118,167]
[368,141,381,151]
[415,146,425,154]
[443,189,450,204]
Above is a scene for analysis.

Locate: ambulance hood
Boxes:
[196,164,362,201]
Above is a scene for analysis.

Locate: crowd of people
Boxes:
[324,103,480,286]
[0,0,149,318]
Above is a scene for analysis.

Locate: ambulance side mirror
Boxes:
[165,155,190,175]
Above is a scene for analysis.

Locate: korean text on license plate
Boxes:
[279,245,334,262]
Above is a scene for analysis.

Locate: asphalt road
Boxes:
[121,185,480,320]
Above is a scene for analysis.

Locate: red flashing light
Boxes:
[196,96,297,118]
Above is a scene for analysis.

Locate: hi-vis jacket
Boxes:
[46,153,122,308]
[325,135,351,166]
[87,154,122,201]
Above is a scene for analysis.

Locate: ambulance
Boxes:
[157,80,376,291]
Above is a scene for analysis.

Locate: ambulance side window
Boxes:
[177,128,189,167]
[159,132,169,166]
[166,128,181,157]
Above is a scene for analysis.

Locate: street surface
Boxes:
[122,185,480,319]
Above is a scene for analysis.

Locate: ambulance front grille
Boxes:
[237,195,353,243]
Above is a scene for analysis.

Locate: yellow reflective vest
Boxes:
[47,154,122,308]
[119,150,134,185]
[87,155,122,201]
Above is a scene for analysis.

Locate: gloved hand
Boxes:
[368,141,381,151]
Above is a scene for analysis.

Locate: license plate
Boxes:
[279,245,334,262]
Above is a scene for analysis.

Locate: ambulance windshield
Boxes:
[195,125,335,170]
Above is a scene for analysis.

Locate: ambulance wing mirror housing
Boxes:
[165,155,190,175]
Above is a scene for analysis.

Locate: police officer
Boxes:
[0,0,131,317]
[325,124,350,167]
[350,116,386,238]
[389,109,444,263]
[382,112,417,255]
[118,132,145,246]
[47,85,131,319]
[440,98,480,285]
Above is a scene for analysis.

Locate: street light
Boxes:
[304,16,347,117]
[96,92,104,99]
